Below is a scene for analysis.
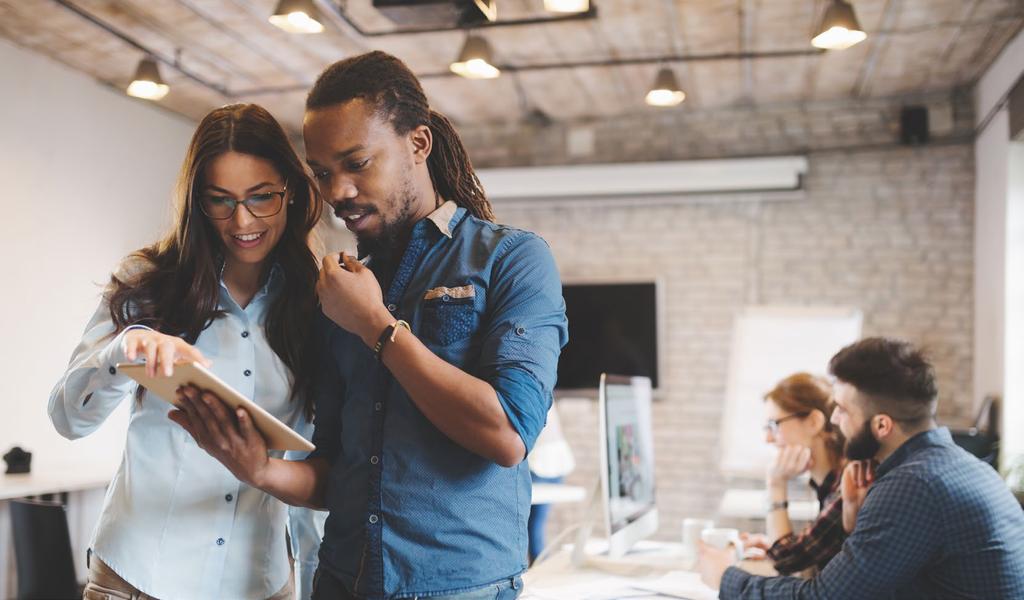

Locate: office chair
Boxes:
[9,497,80,600]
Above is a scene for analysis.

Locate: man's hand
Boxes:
[841,459,875,533]
[767,444,812,487]
[698,540,739,590]
[123,329,211,378]
[317,252,393,347]
[168,385,270,487]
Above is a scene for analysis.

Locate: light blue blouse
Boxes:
[49,262,323,600]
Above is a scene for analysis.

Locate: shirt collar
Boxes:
[425,200,464,239]
[810,469,840,504]
[875,426,952,479]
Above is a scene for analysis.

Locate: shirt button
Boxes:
[370,456,379,465]
[442,294,451,302]
[374,402,383,411]
[387,303,397,312]
[515,326,526,336]
[241,331,249,338]
[244,369,252,377]
[216,538,225,546]
[368,514,379,524]
[225,494,233,502]
[108,366,116,375]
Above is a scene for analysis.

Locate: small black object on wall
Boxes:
[4,445,32,474]
[900,106,930,145]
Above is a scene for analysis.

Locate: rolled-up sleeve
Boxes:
[478,233,568,453]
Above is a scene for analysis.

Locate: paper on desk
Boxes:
[629,571,719,600]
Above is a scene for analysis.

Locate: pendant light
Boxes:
[450,35,500,79]
[269,0,325,34]
[811,0,866,50]
[645,67,685,107]
[544,0,590,13]
[126,57,169,101]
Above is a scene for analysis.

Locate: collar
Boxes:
[875,427,951,479]
[424,200,463,239]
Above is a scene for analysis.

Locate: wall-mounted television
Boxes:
[556,281,660,393]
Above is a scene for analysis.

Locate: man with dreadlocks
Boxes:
[174,51,568,600]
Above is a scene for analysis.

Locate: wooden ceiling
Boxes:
[1,0,1021,136]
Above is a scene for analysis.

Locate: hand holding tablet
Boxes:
[117,361,315,452]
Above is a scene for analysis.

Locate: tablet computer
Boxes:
[116,361,315,452]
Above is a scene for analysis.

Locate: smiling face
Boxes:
[303,98,432,258]
[201,151,288,270]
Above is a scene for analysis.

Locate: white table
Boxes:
[532,482,587,505]
[523,540,718,600]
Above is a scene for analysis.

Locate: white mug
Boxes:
[681,518,714,567]
[701,527,744,562]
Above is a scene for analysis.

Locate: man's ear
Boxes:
[408,125,432,164]
[873,413,896,439]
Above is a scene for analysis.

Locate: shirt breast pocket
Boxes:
[420,284,479,346]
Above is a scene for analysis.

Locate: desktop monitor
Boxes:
[598,373,658,557]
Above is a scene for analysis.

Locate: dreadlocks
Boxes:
[307,51,495,222]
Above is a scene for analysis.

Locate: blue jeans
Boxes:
[311,568,522,600]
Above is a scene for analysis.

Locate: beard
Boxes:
[354,178,419,261]
[844,417,881,460]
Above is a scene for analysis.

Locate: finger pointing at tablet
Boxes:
[124,329,211,377]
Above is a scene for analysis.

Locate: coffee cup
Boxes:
[681,518,714,567]
[701,527,744,562]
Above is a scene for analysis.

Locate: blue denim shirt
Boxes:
[721,427,1024,599]
[310,202,568,599]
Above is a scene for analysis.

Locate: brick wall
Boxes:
[458,93,977,544]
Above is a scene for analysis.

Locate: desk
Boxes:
[1,461,115,500]
[523,540,718,600]
[532,482,587,505]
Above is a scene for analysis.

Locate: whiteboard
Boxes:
[718,306,863,478]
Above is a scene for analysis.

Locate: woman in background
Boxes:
[49,104,323,600]
[742,373,847,575]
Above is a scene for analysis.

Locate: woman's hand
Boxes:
[740,532,771,551]
[123,329,211,377]
[168,385,270,488]
[767,444,812,487]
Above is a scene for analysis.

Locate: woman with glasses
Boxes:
[741,372,847,576]
[49,104,322,600]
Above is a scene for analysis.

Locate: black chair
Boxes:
[9,498,80,600]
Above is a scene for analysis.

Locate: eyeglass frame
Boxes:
[763,411,811,436]
[198,184,289,220]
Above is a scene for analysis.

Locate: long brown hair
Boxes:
[106,104,321,415]
[764,373,845,469]
[306,50,495,222]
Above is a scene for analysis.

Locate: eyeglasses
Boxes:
[763,412,810,436]
[199,186,287,220]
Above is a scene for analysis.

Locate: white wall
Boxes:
[0,36,194,471]
[973,27,1024,461]
[0,37,195,596]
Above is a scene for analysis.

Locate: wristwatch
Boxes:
[768,500,789,512]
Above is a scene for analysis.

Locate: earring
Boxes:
[288,199,294,205]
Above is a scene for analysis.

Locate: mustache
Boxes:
[330,200,376,218]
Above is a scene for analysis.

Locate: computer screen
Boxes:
[599,374,658,557]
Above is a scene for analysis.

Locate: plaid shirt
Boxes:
[766,472,846,575]
[721,428,1024,599]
